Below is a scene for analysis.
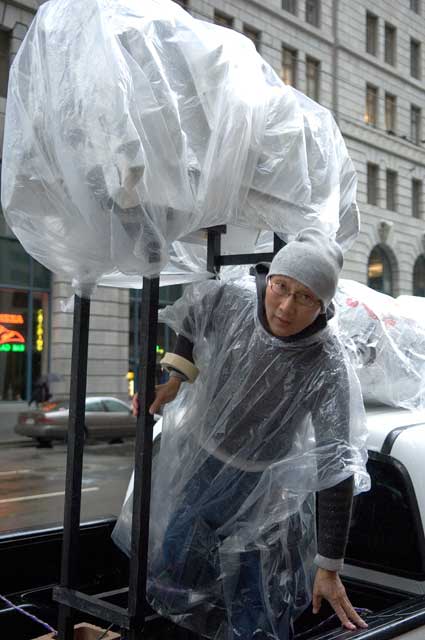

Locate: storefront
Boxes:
[128,284,183,394]
[0,236,51,402]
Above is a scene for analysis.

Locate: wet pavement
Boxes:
[0,440,134,534]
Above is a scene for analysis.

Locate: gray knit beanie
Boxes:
[268,228,343,310]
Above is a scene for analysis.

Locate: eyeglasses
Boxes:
[268,278,320,309]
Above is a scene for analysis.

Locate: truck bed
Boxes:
[1,518,424,640]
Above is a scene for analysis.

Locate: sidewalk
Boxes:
[0,402,29,445]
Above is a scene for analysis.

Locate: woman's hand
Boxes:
[312,568,368,631]
[132,377,182,417]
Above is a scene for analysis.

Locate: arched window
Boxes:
[413,255,425,297]
[367,245,393,295]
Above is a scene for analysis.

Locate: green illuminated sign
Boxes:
[0,344,26,353]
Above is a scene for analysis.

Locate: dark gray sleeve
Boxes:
[317,476,353,560]
[312,348,354,564]
[174,334,194,363]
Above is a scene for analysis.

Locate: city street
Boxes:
[0,440,134,534]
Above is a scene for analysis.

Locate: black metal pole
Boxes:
[273,233,285,253]
[207,227,223,274]
[125,276,160,639]
[57,295,91,639]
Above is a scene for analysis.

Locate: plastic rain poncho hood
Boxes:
[2,0,359,294]
[113,276,370,639]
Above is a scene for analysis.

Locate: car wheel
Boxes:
[36,438,53,449]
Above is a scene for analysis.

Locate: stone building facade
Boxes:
[0,0,424,402]
[185,0,425,295]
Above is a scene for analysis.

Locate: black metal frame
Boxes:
[54,227,284,638]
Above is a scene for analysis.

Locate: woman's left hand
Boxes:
[312,568,368,631]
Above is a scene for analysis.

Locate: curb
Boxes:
[0,439,35,448]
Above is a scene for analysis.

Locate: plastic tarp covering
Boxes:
[113,276,370,639]
[335,280,425,409]
[99,238,211,288]
[2,0,359,295]
[99,228,274,288]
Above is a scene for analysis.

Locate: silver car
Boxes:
[15,396,137,446]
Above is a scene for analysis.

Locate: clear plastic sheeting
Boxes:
[99,228,274,288]
[2,0,359,294]
[335,280,425,409]
[99,239,211,288]
[113,276,369,639]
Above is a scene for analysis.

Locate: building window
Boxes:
[385,93,396,133]
[413,255,425,296]
[412,178,422,218]
[0,236,51,402]
[282,0,297,14]
[366,12,378,56]
[305,0,320,26]
[367,246,393,295]
[243,24,261,50]
[384,23,396,66]
[306,56,320,101]
[129,285,183,390]
[365,84,378,126]
[411,105,421,145]
[367,163,379,205]
[214,10,233,28]
[410,0,420,13]
[386,170,397,211]
[0,30,9,99]
[410,39,421,79]
[281,47,297,86]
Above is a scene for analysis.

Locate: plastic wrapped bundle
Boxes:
[113,276,370,639]
[99,238,211,288]
[335,280,425,409]
[99,228,274,288]
[2,0,359,294]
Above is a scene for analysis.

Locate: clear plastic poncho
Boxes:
[335,280,425,410]
[2,0,359,294]
[113,276,370,639]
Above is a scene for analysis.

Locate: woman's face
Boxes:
[264,275,322,337]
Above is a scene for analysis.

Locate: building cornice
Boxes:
[338,44,425,95]
[341,118,425,168]
[3,0,38,18]
[235,0,334,48]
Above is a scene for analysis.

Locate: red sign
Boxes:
[0,325,25,345]
[0,314,24,324]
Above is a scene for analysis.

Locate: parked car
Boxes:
[14,396,155,446]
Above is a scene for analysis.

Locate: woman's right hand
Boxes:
[132,376,182,417]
